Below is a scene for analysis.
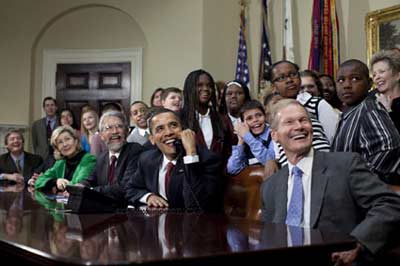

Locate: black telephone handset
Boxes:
[174,139,184,156]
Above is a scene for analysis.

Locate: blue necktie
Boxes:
[286,166,303,226]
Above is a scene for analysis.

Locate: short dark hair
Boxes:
[4,129,24,146]
[42,97,57,108]
[146,107,181,134]
[239,100,266,121]
[130,100,149,108]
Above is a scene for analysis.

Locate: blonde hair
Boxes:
[80,109,99,141]
[50,125,81,159]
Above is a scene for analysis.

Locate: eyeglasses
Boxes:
[272,72,299,83]
[103,124,125,132]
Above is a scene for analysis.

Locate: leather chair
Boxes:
[224,165,265,221]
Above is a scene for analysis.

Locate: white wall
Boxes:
[0,0,398,129]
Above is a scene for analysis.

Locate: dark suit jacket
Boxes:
[261,151,400,255]
[125,145,222,212]
[83,143,143,202]
[0,152,43,183]
[31,117,59,160]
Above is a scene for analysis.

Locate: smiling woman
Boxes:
[34,126,96,192]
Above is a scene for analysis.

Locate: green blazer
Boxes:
[35,153,96,190]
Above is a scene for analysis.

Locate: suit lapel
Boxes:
[153,152,164,193]
[310,152,329,228]
[273,167,289,223]
[101,153,110,184]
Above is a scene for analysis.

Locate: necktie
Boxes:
[108,155,117,184]
[46,120,52,139]
[286,166,303,226]
[288,226,304,246]
[165,162,175,195]
[15,159,22,173]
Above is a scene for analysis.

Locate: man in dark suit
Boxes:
[81,111,143,203]
[31,97,59,160]
[125,108,222,212]
[0,129,43,184]
[261,99,400,265]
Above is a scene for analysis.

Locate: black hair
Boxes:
[42,96,57,108]
[150,88,164,107]
[219,80,252,115]
[265,60,300,82]
[58,108,79,130]
[181,69,225,140]
[146,107,181,134]
[239,100,266,121]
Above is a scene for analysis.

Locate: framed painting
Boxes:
[365,4,400,63]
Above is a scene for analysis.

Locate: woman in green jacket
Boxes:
[34,125,96,192]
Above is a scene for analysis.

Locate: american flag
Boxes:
[235,2,250,87]
[258,0,272,89]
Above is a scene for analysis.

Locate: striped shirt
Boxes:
[331,96,400,180]
[297,92,339,142]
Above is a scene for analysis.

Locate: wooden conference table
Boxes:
[0,187,355,265]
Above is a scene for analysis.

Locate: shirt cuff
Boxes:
[183,154,200,164]
[140,193,152,204]
[0,173,4,180]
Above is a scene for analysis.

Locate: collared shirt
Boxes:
[227,125,275,175]
[287,149,313,228]
[228,114,241,128]
[331,96,400,179]
[46,116,57,131]
[139,152,199,204]
[297,91,339,142]
[10,153,25,172]
[197,109,213,149]
[109,152,120,165]
[137,127,150,137]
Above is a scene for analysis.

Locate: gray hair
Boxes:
[370,49,400,74]
[99,110,129,132]
[269,99,310,130]
[50,125,81,158]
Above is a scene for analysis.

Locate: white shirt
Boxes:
[109,152,120,164]
[137,127,150,137]
[287,149,314,228]
[296,91,339,142]
[197,109,213,149]
[228,113,241,127]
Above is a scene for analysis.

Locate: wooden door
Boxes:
[56,63,131,126]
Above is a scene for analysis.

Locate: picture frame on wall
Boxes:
[365,4,400,63]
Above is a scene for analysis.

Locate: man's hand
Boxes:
[180,129,197,156]
[331,243,362,266]
[56,178,70,191]
[147,194,169,208]
[4,173,24,184]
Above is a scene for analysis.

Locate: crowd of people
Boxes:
[0,49,399,265]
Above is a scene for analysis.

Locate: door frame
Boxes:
[42,48,142,116]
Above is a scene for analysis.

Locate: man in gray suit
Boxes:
[261,98,400,265]
[31,97,59,160]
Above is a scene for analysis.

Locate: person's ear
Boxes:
[270,129,279,143]
[149,135,155,145]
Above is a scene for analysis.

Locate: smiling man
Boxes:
[0,129,43,184]
[261,98,400,265]
[124,108,222,211]
[81,111,143,202]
